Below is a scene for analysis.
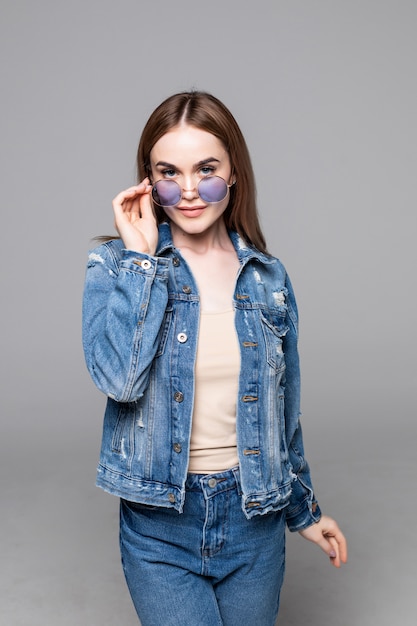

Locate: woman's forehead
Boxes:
[151,125,226,164]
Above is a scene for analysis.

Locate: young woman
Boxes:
[82,91,347,625]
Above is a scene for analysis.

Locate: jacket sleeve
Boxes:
[82,241,170,403]
[282,272,322,532]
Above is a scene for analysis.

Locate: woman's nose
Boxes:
[181,175,198,199]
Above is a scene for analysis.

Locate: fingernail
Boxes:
[329,550,336,558]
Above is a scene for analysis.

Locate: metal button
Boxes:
[173,443,182,453]
[168,493,175,503]
[208,478,217,488]
[172,257,180,267]
[173,391,184,403]
[182,285,192,294]
[141,259,152,270]
[177,332,187,343]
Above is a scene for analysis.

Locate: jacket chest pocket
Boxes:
[260,311,288,372]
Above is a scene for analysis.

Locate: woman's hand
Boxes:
[299,515,348,568]
[112,178,159,255]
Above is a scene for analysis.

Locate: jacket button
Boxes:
[168,493,175,503]
[182,285,192,294]
[177,332,187,343]
[173,443,182,453]
[174,391,184,403]
[172,257,180,267]
[140,259,152,269]
[208,478,217,488]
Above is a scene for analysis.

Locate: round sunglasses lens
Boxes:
[152,180,182,207]
[198,176,228,203]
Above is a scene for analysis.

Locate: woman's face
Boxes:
[149,124,233,238]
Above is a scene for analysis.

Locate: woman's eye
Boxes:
[162,169,177,178]
[200,166,215,176]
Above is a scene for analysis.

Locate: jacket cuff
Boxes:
[120,249,170,278]
[286,498,322,532]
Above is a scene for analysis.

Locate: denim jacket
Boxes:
[82,223,321,530]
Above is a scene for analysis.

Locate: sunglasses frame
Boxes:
[151,175,235,208]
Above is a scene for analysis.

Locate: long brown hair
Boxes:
[137,91,267,253]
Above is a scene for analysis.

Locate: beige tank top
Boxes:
[188,309,240,474]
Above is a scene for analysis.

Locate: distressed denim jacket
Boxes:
[82,223,321,530]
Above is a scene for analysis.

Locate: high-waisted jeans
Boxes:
[119,467,286,625]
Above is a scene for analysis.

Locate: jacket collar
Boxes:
[156,222,274,267]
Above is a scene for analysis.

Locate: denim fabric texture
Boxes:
[120,467,286,626]
[82,223,321,530]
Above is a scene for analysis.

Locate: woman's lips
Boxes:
[176,206,206,217]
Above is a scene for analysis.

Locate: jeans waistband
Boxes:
[185,466,242,498]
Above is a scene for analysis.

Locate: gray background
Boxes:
[1,1,416,624]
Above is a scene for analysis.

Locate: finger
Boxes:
[113,195,140,224]
[315,535,337,561]
[333,531,348,564]
[112,181,150,210]
[327,529,349,567]
[327,536,341,568]
[113,190,144,229]
[138,185,154,219]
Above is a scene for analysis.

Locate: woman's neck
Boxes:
[170,222,240,313]
[171,219,232,255]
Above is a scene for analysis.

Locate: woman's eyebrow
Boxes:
[155,161,176,168]
[195,157,221,167]
[154,157,221,169]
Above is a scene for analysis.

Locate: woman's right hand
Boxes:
[112,178,159,255]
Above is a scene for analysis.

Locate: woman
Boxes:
[83,91,347,625]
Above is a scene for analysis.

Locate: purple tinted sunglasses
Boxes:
[151,176,234,208]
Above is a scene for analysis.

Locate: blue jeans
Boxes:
[119,467,286,625]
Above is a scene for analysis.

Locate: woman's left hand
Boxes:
[299,515,348,568]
